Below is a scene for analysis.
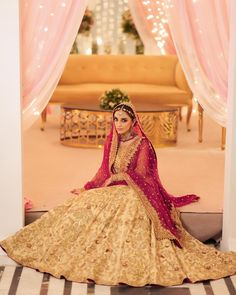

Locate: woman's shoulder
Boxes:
[139,136,154,150]
[140,136,151,144]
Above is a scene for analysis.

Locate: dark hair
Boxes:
[113,104,136,121]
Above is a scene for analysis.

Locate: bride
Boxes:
[1,102,236,287]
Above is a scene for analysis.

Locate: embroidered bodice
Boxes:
[112,137,139,174]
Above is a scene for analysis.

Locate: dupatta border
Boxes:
[120,137,142,172]
[123,173,184,247]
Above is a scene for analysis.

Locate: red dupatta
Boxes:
[84,102,199,246]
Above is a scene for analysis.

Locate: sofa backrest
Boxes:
[59,54,179,86]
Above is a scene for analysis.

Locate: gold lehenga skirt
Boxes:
[1,185,236,287]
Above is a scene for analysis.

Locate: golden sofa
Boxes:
[43,54,193,130]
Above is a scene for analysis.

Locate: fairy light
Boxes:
[141,0,171,54]
[32,108,40,116]
[96,37,103,45]
[142,1,150,5]
[85,48,92,55]
[93,0,129,54]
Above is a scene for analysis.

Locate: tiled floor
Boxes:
[0,265,236,295]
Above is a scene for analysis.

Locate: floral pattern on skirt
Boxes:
[1,185,236,287]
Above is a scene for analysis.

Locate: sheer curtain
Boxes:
[21,0,87,129]
[165,0,229,126]
[128,0,175,55]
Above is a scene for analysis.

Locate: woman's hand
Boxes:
[70,188,83,195]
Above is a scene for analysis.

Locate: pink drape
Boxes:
[165,0,229,127]
[21,0,87,129]
[128,0,176,55]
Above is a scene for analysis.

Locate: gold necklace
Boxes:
[120,132,136,142]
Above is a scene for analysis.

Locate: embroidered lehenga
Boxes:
[1,103,236,287]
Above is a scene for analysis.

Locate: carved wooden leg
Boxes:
[198,102,203,143]
[221,127,226,150]
[179,107,182,121]
[186,101,193,131]
[40,107,47,131]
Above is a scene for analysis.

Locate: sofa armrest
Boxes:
[175,62,192,94]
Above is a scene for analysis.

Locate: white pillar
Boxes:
[221,0,236,251]
[0,0,23,247]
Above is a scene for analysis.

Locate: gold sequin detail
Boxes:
[1,186,236,287]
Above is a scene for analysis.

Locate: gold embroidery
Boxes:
[108,134,182,245]
[112,137,142,173]
[103,173,125,186]
[109,131,118,172]
[1,185,236,287]
[123,173,183,246]
[120,137,142,172]
[113,147,123,173]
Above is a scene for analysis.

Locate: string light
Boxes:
[92,0,130,54]
[141,0,170,54]
[96,37,103,45]
[85,48,92,55]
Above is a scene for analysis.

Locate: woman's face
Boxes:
[114,110,133,135]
